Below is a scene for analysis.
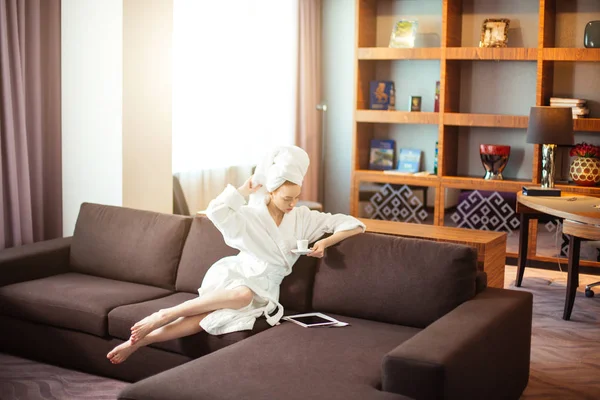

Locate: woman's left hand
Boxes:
[308,240,328,258]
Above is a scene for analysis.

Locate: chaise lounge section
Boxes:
[0,203,532,399]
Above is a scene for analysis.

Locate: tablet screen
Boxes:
[290,315,334,325]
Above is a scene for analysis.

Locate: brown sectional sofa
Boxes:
[0,202,533,400]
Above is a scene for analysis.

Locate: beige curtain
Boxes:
[176,166,253,215]
[296,0,322,204]
[0,0,62,249]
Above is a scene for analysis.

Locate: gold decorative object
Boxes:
[569,143,600,186]
[570,157,600,186]
[479,18,510,48]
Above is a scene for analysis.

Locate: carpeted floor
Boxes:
[505,265,600,400]
[1,265,599,400]
[0,354,128,400]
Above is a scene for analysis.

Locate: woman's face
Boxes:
[270,183,302,213]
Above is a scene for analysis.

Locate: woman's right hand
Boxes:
[238,176,262,198]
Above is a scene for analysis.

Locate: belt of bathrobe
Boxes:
[264,299,284,326]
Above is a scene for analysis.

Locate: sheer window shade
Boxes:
[172,0,298,174]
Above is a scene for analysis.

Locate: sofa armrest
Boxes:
[382,288,532,400]
[0,237,72,287]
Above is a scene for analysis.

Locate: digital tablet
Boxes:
[282,312,339,328]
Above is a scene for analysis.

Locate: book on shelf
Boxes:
[370,81,395,110]
[550,97,586,106]
[572,107,590,118]
[396,148,422,173]
[369,139,396,170]
[549,97,589,119]
[522,186,561,197]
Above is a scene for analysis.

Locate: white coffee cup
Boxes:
[297,239,309,252]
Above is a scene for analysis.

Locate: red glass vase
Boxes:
[479,144,511,180]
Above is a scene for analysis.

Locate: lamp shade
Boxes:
[526,106,574,145]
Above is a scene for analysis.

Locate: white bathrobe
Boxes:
[199,184,366,335]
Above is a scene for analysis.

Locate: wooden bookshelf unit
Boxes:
[352,0,600,268]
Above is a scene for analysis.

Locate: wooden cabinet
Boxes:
[352,0,600,267]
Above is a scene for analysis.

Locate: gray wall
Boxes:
[322,0,355,214]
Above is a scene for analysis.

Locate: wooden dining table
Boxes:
[516,192,600,320]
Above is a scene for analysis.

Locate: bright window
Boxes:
[172,0,298,173]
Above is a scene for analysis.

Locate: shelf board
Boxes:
[355,170,439,186]
[441,176,530,192]
[542,48,600,61]
[445,47,537,61]
[356,112,598,131]
[356,110,439,125]
[357,47,600,61]
[443,113,529,129]
[573,118,600,132]
[529,255,600,268]
[357,47,441,60]
[554,183,600,196]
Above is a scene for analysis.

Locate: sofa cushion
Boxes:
[118,314,419,400]
[312,233,477,328]
[70,203,192,289]
[176,215,318,312]
[108,292,271,358]
[0,272,172,336]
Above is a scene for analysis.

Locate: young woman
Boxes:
[107,146,365,364]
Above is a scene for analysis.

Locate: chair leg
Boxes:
[564,235,581,321]
[586,281,600,289]
[585,281,600,298]
[516,214,531,287]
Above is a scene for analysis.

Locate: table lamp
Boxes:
[525,106,574,188]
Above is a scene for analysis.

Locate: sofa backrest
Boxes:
[312,233,477,328]
[70,203,192,290]
[175,216,239,293]
[176,216,317,312]
[280,255,318,313]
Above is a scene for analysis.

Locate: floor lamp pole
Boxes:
[317,102,327,210]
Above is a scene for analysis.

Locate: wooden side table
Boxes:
[516,192,600,320]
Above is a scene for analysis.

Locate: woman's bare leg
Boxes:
[130,286,253,343]
[108,313,208,364]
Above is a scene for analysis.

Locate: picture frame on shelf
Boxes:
[389,20,418,49]
[409,96,422,112]
[479,18,510,48]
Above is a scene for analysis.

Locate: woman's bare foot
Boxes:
[107,340,138,364]
[130,311,172,343]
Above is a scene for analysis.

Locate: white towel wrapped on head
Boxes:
[249,146,310,206]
